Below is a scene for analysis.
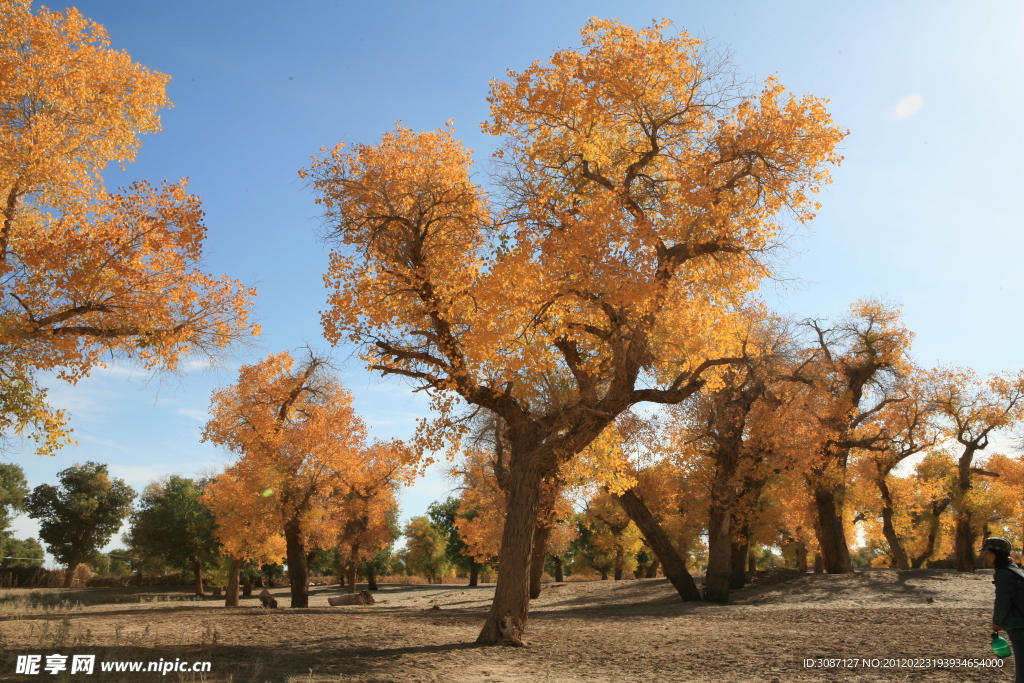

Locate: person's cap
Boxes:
[979,537,1013,554]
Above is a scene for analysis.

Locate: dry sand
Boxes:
[0,569,1013,682]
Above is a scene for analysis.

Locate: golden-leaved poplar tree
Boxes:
[0,0,257,455]
[303,19,844,644]
[202,352,376,608]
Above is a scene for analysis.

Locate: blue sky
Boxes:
[6,0,1023,560]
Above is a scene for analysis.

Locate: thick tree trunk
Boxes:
[225,557,242,607]
[63,561,81,588]
[529,522,552,599]
[469,561,479,587]
[647,557,660,578]
[748,550,756,572]
[613,547,624,581]
[954,446,979,573]
[192,557,205,596]
[729,536,749,590]
[613,488,701,601]
[346,560,358,594]
[796,541,808,573]
[599,568,609,580]
[704,506,732,603]
[284,519,309,608]
[553,556,563,582]
[476,461,543,646]
[813,554,824,573]
[812,483,853,573]
[955,514,977,573]
[367,564,378,591]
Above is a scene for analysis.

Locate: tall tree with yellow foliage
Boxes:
[304,19,844,644]
[0,0,257,454]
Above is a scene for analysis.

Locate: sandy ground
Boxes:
[0,569,1015,682]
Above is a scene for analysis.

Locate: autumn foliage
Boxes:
[0,0,257,454]
[306,18,844,643]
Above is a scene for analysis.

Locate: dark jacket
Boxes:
[993,563,1024,631]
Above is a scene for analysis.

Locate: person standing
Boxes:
[982,537,1024,682]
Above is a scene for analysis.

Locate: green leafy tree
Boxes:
[1,536,43,568]
[0,462,28,555]
[126,475,220,595]
[26,461,135,587]
[427,497,478,581]
[403,516,450,583]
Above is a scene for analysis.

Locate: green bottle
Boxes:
[991,632,1012,658]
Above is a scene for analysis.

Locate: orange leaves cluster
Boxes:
[0,0,257,454]
[304,19,846,470]
[0,0,169,203]
[202,352,417,564]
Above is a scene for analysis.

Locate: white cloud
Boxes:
[893,94,924,119]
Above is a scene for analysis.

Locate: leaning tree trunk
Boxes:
[812,482,853,573]
[283,518,309,608]
[225,557,242,607]
[192,557,205,596]
[613,488,701,601]
[877,477,911,570]
[529,519,553,599]
[476,460,544,646]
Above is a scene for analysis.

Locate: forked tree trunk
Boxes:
[476,462,543,646]
[469,561,479,587]
[192,557,205,596]
[812,483,853,573]
[704,506,732,603]
[284,519,309,608]
[225,557,242,607]
[613,488,701,601]
[911,498,951,568]
[529,522,552,599]
[878,477,910,570]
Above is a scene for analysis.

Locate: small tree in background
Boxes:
[0,463,28,557]
[404,516,450,583]
[26,461,135,587]
[126,476,221,595]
